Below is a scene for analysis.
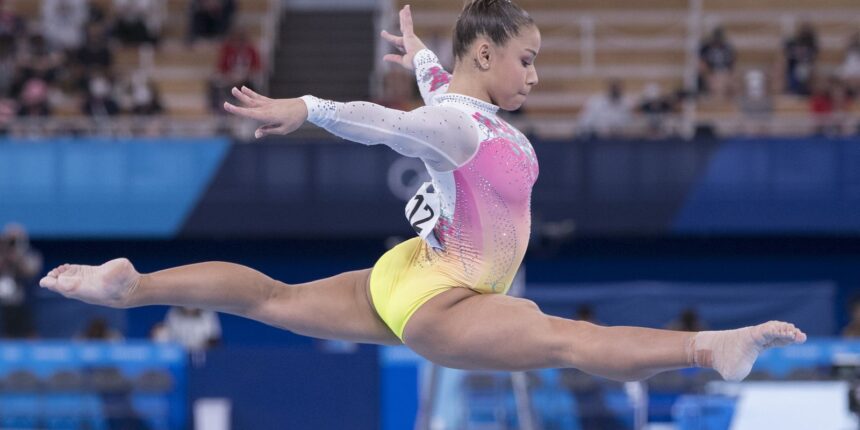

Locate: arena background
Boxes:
[1,0,859,429]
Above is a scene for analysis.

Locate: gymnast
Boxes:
[41,0,805,382]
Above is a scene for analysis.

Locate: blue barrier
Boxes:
[382,339,860,429]
[0,341,186,429]
[3,137,860,238]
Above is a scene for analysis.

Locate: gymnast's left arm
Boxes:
[381,5,450,105]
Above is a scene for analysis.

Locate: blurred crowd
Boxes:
[376,21,860,140]
[0,0,260,137]
[575,23,860,139]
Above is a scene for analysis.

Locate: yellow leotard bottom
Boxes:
[369,237,457,341]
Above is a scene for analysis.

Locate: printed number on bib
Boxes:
[405,182,442,248]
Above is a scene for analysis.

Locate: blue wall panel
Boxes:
[0,138,229,237]
[674,137,860,233]
[5,136,860,238]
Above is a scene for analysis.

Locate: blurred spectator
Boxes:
[188,0,236,43]
[162,306,221,352]
[810,75,851,136]
[65,22,114,99]
[375,68,419,111]
[116,71,163,115]
[843,299,860,337]
[840,32,860,96]
[783,22,819,96]
[0,97,16,134]
[82,72,120,117]
[77,317,124,341]
[576,79,632,139]
[75,22,114,71]
[209,27,261,111]
[16,77,51,117]
[15,34,63,91]
[0,224,42,338]
[666,308,708,332]
[41,0,89,52]
[698,26,736,100]
[112,0,165,46]
[0,0,25,40]
[638,83,675,138]
[559,369,626,430]
[739,69,774,136]
[0,34,17,98]
[149,322,169,342]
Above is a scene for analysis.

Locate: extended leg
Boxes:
[403,289,804,381]
[41,259,401,345]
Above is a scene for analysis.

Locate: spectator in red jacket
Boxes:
[209,27,261,112]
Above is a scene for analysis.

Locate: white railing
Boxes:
[371,0,398,101]
[507,112,860,140]
[1,116,256,139]
[260,0,285,94]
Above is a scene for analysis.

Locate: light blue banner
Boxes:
[0,138,229,238]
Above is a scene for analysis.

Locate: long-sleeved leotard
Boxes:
[414,48,452,105]
[302,49,539,338]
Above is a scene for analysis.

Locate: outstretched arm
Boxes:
[224,87,477,171]
[299,95,474,171]
[381,5,451,105]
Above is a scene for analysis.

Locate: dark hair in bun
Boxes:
[453,0,535,61]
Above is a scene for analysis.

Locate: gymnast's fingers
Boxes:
[224,101,270,121]
[231,87,258,107]
[241,86,271,102]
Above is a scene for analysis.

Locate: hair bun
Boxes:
[468,0,509,9]
[454,0,532,61]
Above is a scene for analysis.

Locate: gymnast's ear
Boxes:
[473,38,492,71]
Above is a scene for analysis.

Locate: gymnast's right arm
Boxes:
[299,95,476,171]
[222,86,478,171]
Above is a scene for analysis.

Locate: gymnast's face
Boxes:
[484,25,541,111]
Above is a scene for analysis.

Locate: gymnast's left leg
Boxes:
[402,288,806,382]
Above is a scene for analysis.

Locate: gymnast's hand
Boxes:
[39,258,142,308]
[223,86,308,138]
[381,5,427,71]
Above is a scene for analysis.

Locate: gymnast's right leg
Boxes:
[40,258,402,346]
[403,288,806,381]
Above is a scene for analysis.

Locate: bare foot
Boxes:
[39,258,141,308]
[690,321,807,381]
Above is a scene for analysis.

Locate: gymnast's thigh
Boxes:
[368,237,457,341]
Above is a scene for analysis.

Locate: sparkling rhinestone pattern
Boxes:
[423,95,539,294]
[421,66,452,92]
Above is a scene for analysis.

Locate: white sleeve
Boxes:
[301,95,477,171]
[413,49,451,106]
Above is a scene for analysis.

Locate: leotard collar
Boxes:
[435,93,499,116]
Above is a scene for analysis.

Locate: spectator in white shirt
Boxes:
[41,0,89,52]
[163,306,221,352]
[576,79,632,139]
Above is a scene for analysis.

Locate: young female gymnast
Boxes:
[41,1,804,383]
